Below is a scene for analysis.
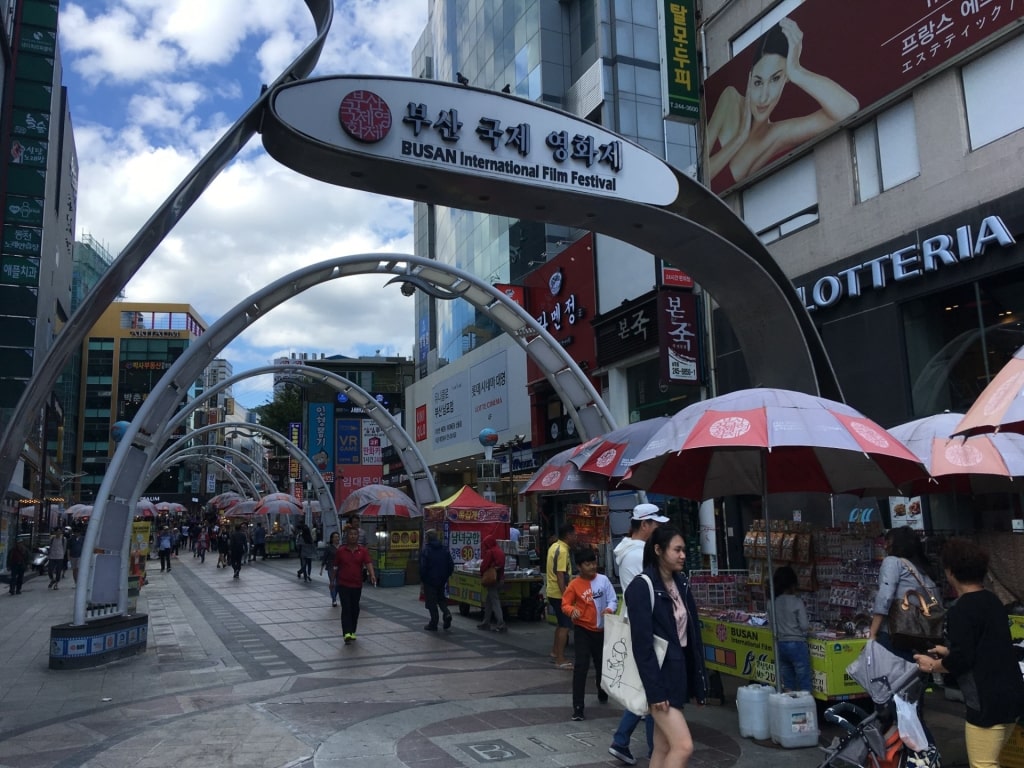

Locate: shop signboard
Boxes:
[470,349,509,434]
[307,402,334,473]
[19,28,57,56]
[595,296,658,367]
[704,0,1024,194]
[14,81,53,111]
[3,225,41,256]
[658,289,700,384]
[5,196,45,225]
[10,109,49,138]
[10,138,47,167]
[287,422,301,480]
[335,417,360,465]
[658,0,700,124]
[335,464,382,506]
[361,420,385,465]
[414,403,427,442]
[15,53,55,84]
[0,256,40,286]
[699,617,869,700]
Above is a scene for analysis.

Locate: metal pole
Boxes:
[762,451,782,693]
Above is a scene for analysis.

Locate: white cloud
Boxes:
[64,1,429,408]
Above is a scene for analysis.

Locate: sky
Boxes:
[58,0,428,409]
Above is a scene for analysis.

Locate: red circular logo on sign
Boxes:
[338,90,392,143]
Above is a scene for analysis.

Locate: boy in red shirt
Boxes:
[562,548,617,721]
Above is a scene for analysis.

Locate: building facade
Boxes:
[76,302,209,503]
[408,0,706,510]
[702,0,1024,530]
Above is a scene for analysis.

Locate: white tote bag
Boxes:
[601,575,669,716]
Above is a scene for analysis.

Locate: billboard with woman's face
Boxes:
[704,0,1024,194]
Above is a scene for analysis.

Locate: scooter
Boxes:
[31,545,48,575]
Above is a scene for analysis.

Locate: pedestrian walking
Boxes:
[6,538,28,595]
[478,535,507,632]
[67,527,85,584]
[334,526,376,644]
[320,531,340,606]
[562,547,617,721]
[296,525,316,582]
[419,529,454,631]
[157,527,173,572]
[196,527,208,564]
[229,524,247,579]
[546,523,577,668]
[253,522,267,560]
[47,527,67,589]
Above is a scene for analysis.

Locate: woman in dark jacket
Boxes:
[914,538,1024,767]
[625,526,707,768]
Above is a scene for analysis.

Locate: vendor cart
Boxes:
[449,564,545,620]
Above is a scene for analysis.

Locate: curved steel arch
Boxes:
[148,423,334,516]
[161,453,257,497]
[149,364,439,508]
[0,0,334,497]
[75,254,607,625]
[145,443,277,495]
[262,75,842,401]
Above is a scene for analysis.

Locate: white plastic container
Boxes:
[736,684,772,740]
[768,691,819,748]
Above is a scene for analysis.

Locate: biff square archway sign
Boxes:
[0,0,840,662]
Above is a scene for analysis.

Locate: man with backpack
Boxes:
[419,529,455,632]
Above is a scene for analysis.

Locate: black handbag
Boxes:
[887,560,945,652]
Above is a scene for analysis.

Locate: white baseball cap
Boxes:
[631,503,669,523]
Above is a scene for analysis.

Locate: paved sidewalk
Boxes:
[0,553,969,767]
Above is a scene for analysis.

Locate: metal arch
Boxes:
[160,453,256,497]
[261,75,842,401]
[147,423,334,517]
[72,421,336,625]
[148,364,440,508]
[0,0,334,497]
[74,253,608,626]
[144,443,277,495]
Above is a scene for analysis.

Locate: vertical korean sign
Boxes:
[288,422,302,481]
[659,290,700,384]
[660,0,700,124]
[307,403,334,475]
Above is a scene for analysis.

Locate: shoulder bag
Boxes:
[600,574,669,716]
[481,565,498,587]
[887,559,945,652]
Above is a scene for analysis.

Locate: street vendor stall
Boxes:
[425,486,544,620]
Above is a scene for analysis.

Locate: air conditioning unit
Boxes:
[476,460,502,482]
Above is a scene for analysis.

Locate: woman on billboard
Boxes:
[706,18,859,188]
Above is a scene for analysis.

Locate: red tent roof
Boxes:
[424,485,508,511]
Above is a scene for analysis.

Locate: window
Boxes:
[731,0,804,55]
[963,33,1024,149]
[740,155,818,244]
[853,99,920,201]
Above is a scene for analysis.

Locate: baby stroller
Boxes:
[816,641,940,768]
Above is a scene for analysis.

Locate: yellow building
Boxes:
[76,302,208,502]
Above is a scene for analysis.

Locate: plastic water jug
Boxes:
[736,684,772,740]
[768,691,819,748]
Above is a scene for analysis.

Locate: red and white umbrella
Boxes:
[208,491,245,511]
[259,492,302,506]
[65,503,92,518]
[954,345,1024,437]
[155,501,187,514]
[135,499,158,518]
[339,484,421,518]
[570,416,670,478]
[254,498,301,517]
[521,447,609,494]
[625,388,927,499]
[227,500,261,517]
[889,412,1024,495]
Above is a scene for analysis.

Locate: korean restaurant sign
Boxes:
[704,0,1024,194]
[659,0,700,124]
[658,290,700,383]
[596,296,659,368]
[267,76,679,206]
[524,235,598,385]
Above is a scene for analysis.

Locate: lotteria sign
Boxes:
[796,215,1016,312]
[267,76,679,206]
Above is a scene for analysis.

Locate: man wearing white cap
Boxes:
[608,502,669,765]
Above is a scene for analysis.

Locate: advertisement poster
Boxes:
[704,0,1024,193]
[469,349,510,434]
[362,421,385,465]
[335,465,383,506]
[307,402,334,473]
[389,530,421,550]
[335,418,361,465]
[888,496,924,530]
[431,370,469,448]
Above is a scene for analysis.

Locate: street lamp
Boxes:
[502,435,526,512]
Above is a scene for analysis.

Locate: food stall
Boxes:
[425,486,544,620]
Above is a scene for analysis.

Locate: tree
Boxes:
[252,385,302,437]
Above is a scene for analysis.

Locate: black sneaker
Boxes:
[597,690,609,703]
[571,709,585,721]
[608,744,636,765]
[442,613,452,630]
[424,624,438,631]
